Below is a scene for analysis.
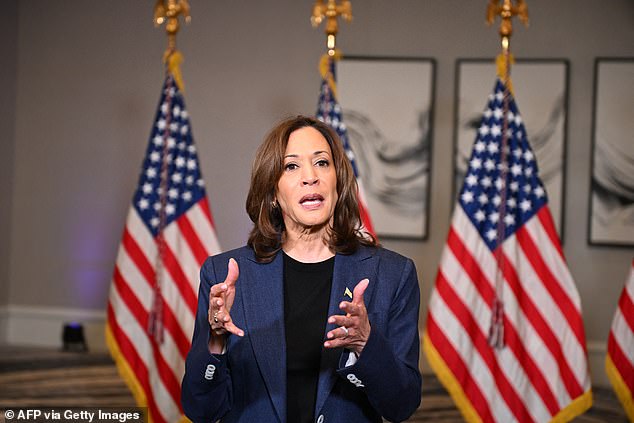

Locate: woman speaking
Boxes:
[182,116,421,423]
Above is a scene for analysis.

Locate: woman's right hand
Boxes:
[207,258,244,353]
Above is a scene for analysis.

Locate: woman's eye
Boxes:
[284,163,298,171]
[316,159,330,167]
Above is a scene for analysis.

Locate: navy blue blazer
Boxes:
[182,245,421,423]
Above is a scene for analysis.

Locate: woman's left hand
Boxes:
[324,278,371,356]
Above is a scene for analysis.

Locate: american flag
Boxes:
[423,78,592,422]
[606,259,634,421]
[106,74,221,423]
[316,55,376,237]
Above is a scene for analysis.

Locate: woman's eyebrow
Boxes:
[284,150,330,159]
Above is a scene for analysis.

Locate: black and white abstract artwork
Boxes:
[589,59,634,246]
[454,59,568,237]
[338,57,435,239]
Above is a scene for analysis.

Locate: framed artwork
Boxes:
[453,59,569,237]
[338,56,435,240]
[589,58,634,246]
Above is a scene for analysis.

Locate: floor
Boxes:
[0,346,628,422]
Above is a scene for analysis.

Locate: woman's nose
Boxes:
[302,168,319,185]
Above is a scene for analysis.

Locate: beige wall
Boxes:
[1,0,633,384]
[0,0,18,317]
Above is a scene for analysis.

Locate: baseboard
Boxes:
[0,307,613,387]
[0,304,107,352]
[0,306,8,347]
[587,340,609,388]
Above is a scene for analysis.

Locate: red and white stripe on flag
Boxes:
[606,259,634,422]
[356,178,376,237]
[424,206,592,422]
[106,73,221,423]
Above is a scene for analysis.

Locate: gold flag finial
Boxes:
[311,0,352,56]
[486,0,528,88]
[153,0,191,55]
[486,0,528,51]
[153,0,191,91]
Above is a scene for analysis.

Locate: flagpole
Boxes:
[484,0,529,349]
[149,0,191,344]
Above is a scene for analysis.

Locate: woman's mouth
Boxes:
[300,194,325,208]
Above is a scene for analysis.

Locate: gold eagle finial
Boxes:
[486,0,529,48]
[153,0,191,54]
[311,0,353,56]
[153,0,191,91]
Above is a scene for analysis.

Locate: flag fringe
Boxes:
[422,332,483,423]
[106,323,192,423]
[549,389,592,423]
[606,354,634,422]
[424,331,593,423]
[105,323,152,422]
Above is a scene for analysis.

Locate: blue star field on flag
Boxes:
[316,59,361,177]
[459,78,548,251]
[132,75,206,237]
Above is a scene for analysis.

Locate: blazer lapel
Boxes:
[314,247,379,416]
[239,253,286,423]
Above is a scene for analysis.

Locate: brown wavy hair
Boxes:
[246,115,377,262]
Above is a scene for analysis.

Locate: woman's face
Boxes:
[276,126,338,235]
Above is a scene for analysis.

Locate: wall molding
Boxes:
[0,304,107,352]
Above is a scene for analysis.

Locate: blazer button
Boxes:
[347,373,364,388]
[204,364,216,380]
[316,415,324,423]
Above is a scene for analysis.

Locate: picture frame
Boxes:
[452,58,569,238]
[338,56,435,240]
[588,58,634,247]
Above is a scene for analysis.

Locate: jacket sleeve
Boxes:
[181,257,233,422]
[336,257,422,422]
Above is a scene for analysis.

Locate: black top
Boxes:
[283,252,335,423]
